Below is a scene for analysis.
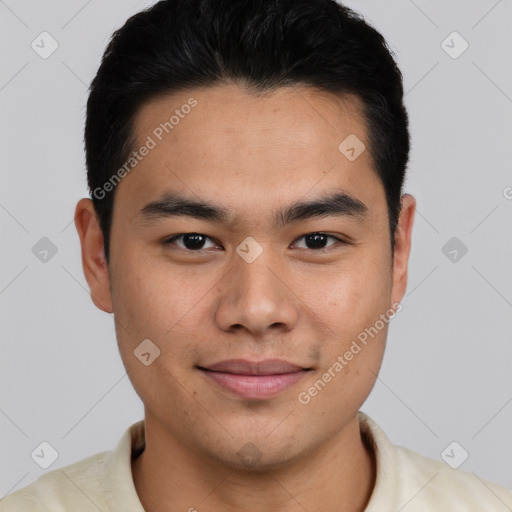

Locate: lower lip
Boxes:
[199,369,307,400]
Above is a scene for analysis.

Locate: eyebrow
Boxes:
[137,189,368,229]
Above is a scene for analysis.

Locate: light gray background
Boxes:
[1,0,511,498]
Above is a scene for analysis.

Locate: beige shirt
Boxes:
[2,412,512,511]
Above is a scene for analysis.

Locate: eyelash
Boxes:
[162,232,347,253]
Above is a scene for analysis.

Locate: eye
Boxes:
[162,232,347,252]
[162,233,219,251]
[292,232,346,251]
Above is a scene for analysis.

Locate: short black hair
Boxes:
[85,0,410,264]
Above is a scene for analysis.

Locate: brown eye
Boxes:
[293,232,345,251]
[163,233,218,251]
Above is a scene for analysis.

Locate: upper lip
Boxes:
[199,359,308,375]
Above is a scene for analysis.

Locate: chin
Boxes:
[198,426,312,474]
[212,445,304,474]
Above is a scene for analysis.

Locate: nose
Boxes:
[213,247,299,337]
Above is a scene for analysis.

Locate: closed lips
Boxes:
[198,359,312,375]
[197,359,312,399]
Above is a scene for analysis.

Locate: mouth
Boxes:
[196,359,313,400]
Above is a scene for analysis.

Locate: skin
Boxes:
[75,83,415,512]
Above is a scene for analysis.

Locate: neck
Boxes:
[132,413,376,512]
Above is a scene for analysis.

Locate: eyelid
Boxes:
[162,232,348,251]
[291,233,347,250]
[163,233,219,249]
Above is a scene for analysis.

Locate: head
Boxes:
[76,0,415,470]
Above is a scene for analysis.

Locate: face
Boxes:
[76,84,414,470]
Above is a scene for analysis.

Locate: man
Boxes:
[2,0,511,510]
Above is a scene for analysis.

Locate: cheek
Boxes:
[109,251,218,380]
[296,263,391,421]
[312,252,391,338]
[110,249,202,337]
[109,255,203,412]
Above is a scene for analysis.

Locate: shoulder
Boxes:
[395,443,512,510]
[0,420,144,511]
[359,412,512,511]
[0,451,109,512]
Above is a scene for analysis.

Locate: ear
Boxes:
[74,198,113,313]
[390,194,416,307]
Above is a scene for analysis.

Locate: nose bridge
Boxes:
[235,243,283,312]
[214,241,298,335]
[237,249,279,300]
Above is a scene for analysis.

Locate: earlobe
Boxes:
[390,194,416,306]
[74,198,114,313]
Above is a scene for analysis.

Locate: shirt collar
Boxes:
[101,411,395,510]
[101,418,146,511]
[358,411,401,510]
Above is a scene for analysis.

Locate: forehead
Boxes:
[134,84,367,154]
[116,84,385,225]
